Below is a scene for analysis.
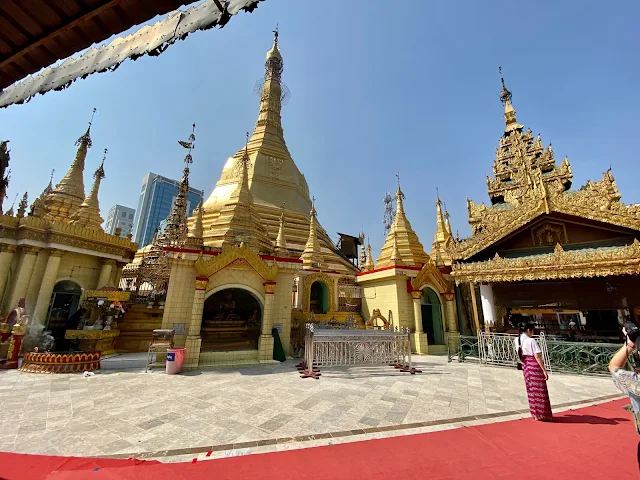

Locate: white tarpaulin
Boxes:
[0,0,262,109]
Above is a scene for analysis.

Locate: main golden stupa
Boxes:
[197,30,354,274]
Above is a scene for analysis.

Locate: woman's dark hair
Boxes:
[519,322,535,333]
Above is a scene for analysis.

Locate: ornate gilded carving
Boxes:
[194,244,278,281]
[458,168,640,260]
[83,290,131,301]
[443,292,456,302]
[410,290,422,300]
[301,272,336,312]
[263,281,277,294]
[452,239,640,284]
[195,278,209,290]
[531,221,567,246]
[367,308,389,328]
[410,257,450,293]
[0,243,16,253]
[456,78,640,261]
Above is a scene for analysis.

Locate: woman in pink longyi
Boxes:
[515,323,553,421]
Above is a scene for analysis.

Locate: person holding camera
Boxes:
[515,322,553,421]
[608,322,640,434]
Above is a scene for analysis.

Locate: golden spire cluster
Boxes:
[70,148,107,229]
[431,187,454,266]
[43,108,97,221]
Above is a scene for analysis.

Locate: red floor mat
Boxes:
[2,399,638,480]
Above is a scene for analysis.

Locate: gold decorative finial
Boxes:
[273,24,279,45]
[396,172,400,186]
[178,124,196,164]
[94,148,107,179]
[245,131,249,154]
[49,169,55,184]
[76,107,96,146]
[499,66,512,105]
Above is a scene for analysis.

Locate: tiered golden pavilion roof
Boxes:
[376,181,430,268]
[452,71,640,274]
[198,30,356,273]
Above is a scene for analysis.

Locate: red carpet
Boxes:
[2,399,638,480]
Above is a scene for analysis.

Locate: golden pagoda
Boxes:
[0,114,137,357]
[198,29,354,274]
[357,176,458,354]
[376,180,430,268]
[119,30,367,369]
[44,109,95,222]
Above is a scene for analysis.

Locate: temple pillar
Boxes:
[32,249,64,326]
[479,284,496,332]
[443,291,459,351]
[112,262,125,288]
[97,259,116,288]
[184,276,207,369]
[258,281,276,362]
[25,249,50,315]
[6,246,40,313]
[0,244,16,311]
[469,281,481,334]
[410,290,428,354]
[161,259,196,347]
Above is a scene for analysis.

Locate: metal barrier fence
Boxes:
[448,332,619,375]
[447,335,480,363]
[545,340,619,375]
[297,324,419,379]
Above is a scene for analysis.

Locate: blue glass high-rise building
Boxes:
[132,172,202,247]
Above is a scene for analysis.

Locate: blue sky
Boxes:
[1,0,638,256]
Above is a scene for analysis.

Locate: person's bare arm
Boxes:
[609,344,633,372]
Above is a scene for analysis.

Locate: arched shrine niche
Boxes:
[421,287,445,345]
[201,287,263,352]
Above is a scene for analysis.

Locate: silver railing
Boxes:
[478,331,552,372]
[298,323,417,378]
[448,332,622,375]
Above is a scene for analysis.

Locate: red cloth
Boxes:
[2,399,638,480]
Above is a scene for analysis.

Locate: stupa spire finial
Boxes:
[499,66,512,105]
[498,66,521,132]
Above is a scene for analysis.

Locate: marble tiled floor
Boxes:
[0,356,621,460]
